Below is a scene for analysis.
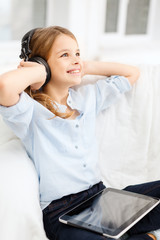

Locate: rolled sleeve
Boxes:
[0,92,34,139]
[95,75,132,115]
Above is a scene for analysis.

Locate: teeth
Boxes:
[68,70,80,73]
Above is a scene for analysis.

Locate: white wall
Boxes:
[11,0,33,39]
[47,0,70,28]
[68,0,104,60]
[0,0,160,74]
[67,0,160,64]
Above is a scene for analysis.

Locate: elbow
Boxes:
[128,67,140,86]
[0,77,8,105]
[0,76,15,106]
[0,75,8,97]
[0,75,6,90]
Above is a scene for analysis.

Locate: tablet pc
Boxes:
[59,188,160,239]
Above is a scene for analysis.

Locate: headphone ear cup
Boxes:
[29,57,51,87]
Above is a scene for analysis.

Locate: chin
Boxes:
[70,77,82,87]
[73,80,82,87]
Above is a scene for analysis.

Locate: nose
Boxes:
[71,55,80,65]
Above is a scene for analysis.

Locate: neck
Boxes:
[43,83,69,106]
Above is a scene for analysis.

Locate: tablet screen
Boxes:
[60,188,159,238]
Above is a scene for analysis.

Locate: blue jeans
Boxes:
[43,181,160,240]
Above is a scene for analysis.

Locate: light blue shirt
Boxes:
[0,76,132,209]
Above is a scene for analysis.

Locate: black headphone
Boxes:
[19,28,51,88]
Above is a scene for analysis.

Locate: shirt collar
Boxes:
[67,88,84,113]
[52,88,83,114]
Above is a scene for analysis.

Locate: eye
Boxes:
[61,53,68,57]
[76,52,80,56]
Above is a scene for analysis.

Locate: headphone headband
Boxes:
[19,28,39,60]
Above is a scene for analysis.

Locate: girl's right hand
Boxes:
[17,60,41,69]
[17,60,46,90]
[0,60,47,106]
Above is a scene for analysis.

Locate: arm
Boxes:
[0,61,46,107]
[82,61,140,86]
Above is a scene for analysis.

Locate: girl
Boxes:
[0,26,159,240]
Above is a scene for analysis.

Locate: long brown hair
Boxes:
[25,26,77,118]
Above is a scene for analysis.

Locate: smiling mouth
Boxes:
[67,69,81,74]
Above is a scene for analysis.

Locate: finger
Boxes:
[22,60,39,67]
[18,60,24,67]
[17,61,23,68]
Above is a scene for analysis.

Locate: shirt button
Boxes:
[68,100,71,104]
[75,124,79,128]
[75,145,78,149]
[83,164,86,167]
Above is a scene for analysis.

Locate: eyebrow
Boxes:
[56,49,80,54]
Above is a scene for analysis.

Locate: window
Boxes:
[126,0,150,34]
[0,0,71,69]
[105,0,119,33]
[0,0,47,41]
[0,0,11,41]
[104,0,151,36]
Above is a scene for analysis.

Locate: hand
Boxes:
[17,60,40,69]
[17,60,46,90]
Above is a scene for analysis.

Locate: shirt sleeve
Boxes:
[0,91,34,139]
[95,75,132,115]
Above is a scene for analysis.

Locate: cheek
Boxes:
[51,66,68,82]
[48,58,69,79]
[50,63,65,75]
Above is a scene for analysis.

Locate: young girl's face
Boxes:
[47,34,83,88]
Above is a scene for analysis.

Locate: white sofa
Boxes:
[0,64,160,240]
